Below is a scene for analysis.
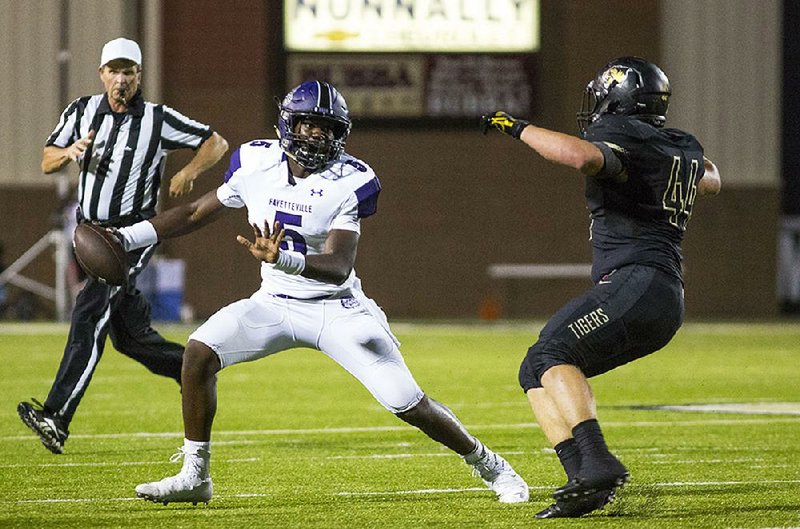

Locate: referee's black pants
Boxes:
[44,244,183,427]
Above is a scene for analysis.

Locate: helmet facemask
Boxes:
[276,81,352,172]
[277,111,349,171]
[577,81,602,136]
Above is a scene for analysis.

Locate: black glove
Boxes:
[479,111,530,139]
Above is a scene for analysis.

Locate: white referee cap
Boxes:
[100,37,142,67]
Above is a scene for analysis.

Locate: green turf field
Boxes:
[1,321,798,528]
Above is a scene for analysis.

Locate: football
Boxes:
[72,223,129,286]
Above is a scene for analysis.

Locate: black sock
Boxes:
[571,419,628,483]
[572,419,612,460]
[554,438,581,481]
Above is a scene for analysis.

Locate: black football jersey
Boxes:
[583,115,705,283]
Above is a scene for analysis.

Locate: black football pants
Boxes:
[44,244,183,427]
[518,264,684,391]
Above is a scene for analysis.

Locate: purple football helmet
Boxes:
[276,81,351,170]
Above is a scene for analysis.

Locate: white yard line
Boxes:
[648,458,764,464]
[16,478,798,504]
[328,451,529,460]
[14,493,270,504]
[335,486,508,496]
[7,479,800,504]
[336,479,800,497]
[652,479,800,487]
[3,416,799,443]
[0,457,258,469]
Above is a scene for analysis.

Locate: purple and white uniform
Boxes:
[190,140,424,413]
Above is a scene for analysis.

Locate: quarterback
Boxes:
[117,81,529,505]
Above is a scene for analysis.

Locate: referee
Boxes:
[17,37,228,454]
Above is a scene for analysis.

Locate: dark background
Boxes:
[0,0,780,320]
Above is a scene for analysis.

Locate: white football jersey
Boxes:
[216,139,381,299]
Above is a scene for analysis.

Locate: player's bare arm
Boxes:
[152,189,228,238]
[114,189,228,252]
[303,229,358,284]
[519,125,605,176]
[41,130,96,173]
[169,131,229,197]
[480,111,604,176]
[698,157,721,196]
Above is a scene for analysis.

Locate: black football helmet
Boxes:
[577,56,671,135]
[276,80,351,171]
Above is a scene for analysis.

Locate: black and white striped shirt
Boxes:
[46,90,212,224]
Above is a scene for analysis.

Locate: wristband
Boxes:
[117,221,158,251]
[511,119,530,139]
[273,250,306,275]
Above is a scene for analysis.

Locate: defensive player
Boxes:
[481,57,721,518]
[117,81,529,505]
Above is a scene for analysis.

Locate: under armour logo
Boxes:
[310,188,323,197]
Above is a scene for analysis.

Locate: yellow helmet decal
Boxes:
[602,67,629,89]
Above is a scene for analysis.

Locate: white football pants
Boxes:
[189,291,424,413]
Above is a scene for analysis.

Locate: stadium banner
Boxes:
[426,55,533,117]
[284,0,540,53]
[287,55,426,118]
[286,54,536,120]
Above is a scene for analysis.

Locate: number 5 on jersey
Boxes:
[275,211,307,254]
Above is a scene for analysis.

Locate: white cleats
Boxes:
[136,447,213,505]
[468,448,529,504]
[135,474,213,505]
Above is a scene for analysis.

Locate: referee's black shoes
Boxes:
[534,489,616,519]
[17,399,69,454]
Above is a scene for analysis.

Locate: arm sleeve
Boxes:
[591,141,625,179]
[216,178,245,209]
[160,105,213,151]
[331,193,362,233]
[353,176,381,218]
[223,147,242,183]
[330,174,382,232]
